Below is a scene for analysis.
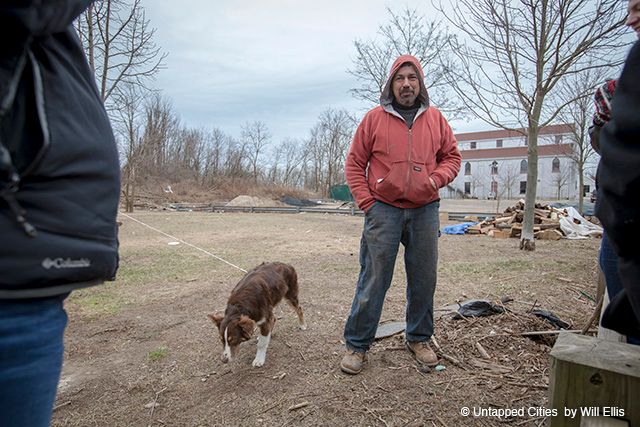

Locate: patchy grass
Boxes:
[440,259,536,276]
[147,348,169,362]
[69,287,131,317]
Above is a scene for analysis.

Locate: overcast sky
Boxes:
[143,0,481,143]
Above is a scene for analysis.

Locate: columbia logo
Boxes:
[42,258,91,269]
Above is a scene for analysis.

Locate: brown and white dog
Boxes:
[208,262,306,367]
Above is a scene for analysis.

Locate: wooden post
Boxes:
[549,333,640,426]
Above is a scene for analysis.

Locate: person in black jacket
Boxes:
[596,38,640,339]
[0,2,120,426]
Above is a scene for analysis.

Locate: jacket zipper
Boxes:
[0,49,45,237]
[404,129,412,199]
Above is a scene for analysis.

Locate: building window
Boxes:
[464,182,471,194]
[520,159,527,174]
[555,135,563,144]
[520,181,527,194]
[552,157,560,173]
[583,185,590,197]
[524,136,528,146]
[490,181,498,195]
[464,162,471,175]
[496,139,503,148]
[470,141,476,149]
[490,161,498,175]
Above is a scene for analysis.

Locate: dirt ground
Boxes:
[52,210,601,427]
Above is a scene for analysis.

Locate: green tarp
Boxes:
[330,184,354,201]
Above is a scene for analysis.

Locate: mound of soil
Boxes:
[226,195,283,207]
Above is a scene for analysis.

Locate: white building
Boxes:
[442,124,595,200]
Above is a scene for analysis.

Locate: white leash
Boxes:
[121,213,247,273]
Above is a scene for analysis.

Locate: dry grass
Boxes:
[130,177,319,207]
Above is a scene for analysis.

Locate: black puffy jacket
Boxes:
[0,0,120,298]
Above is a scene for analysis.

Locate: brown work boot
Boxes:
[340,350,367,374]
[406,341,439,366]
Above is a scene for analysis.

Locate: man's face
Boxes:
[392,64,420,107]
[627,0,640,38]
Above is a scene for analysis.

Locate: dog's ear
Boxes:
[238,315,255,339]
[207,313,224,328]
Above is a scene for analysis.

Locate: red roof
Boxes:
[455,124,574,142]
[460,144,574,160]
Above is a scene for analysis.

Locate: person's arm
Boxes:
[0,0,92,37]
[588,124,601,154]
[345,118,376,212]
[590,79,617,155]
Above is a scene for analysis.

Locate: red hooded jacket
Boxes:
[345,55,461,212]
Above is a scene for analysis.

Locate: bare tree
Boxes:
[223,136,249,180]
[557,70,605,213]
[551,165,572,200]
[498,162,520,201]
[469,168,486,198]
[348,7,461,117]
[241,121,271,182]
[438,0,629,250]
[168,127,206,181]
[140,94,179,175]
[268,139,306,187]
[306,109,356,196]
[201,128,227,185]
[117,82,146,212]
[304,134,326,194]
[76,0,167,110]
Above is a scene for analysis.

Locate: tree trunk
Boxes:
[578,163,585,214]
[86,3,95,72]
[520,123,539,251]
[100,0,112,101]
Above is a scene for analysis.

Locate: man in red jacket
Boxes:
[341,54,461,374]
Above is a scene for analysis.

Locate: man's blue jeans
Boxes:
[344,200,439,352]
[0,295,68,427]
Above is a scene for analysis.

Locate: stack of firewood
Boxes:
[464,201,599,240]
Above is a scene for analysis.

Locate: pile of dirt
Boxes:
[225,195,283,207]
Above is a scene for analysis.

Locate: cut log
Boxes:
[475,341,490,359]
[467,224,482,234]
[534,229,563,241]
[494,215,515,224]
[539,223,561,231]
[540,218,561,225]
[468,358,512,374]
[492,230,510,239]
[535,208,551,218]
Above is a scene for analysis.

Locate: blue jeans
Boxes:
[344,200,439,352]
[599,234,640,345]
[0,295,68,427]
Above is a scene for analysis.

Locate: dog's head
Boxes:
[208,313,255,363]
